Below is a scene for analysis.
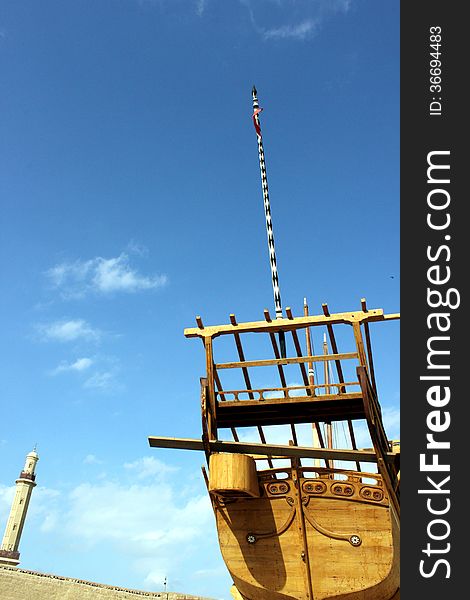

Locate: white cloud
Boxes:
[263,19,318,40]
[38,319,101,342]
[1,468,213,559]
[20,456,217,590]
[46,252,167,298]
[143,570,167,590]
[51,357,93,375]
[241,0,352,42]
[383,404,400,440]
[83,371,116,391]
[92,255,166,293]
[26,486,62,534]
[62,480,213,570]
[1,467,227,594]
[48,354,122,392]
[123,456,178,479]
[39,512,59,533]
[0,485,15,522]
[83,454,103,465]
[196,0,207,17]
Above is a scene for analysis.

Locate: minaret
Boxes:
[0,448,39,567]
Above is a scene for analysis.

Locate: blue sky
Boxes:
[0,2,399,599]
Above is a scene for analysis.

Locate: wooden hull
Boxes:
[211,463,399,600]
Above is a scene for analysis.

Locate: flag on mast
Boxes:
[252,85,286,358]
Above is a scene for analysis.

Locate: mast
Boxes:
[252,85,286,358]
[323,333,334,468]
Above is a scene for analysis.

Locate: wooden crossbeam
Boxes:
[148,436,397,464]
[214,352,358,371]
[217,382,357,402]
[219,391,362,406]
[184,309,396,339]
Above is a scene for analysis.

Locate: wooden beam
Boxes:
[362,298,377,392]
[219,391,363,406]
[214,352,358,370]
[217,381,355,401]
[185,309,388,338]
[147,436,396,464]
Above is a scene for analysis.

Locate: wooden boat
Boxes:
[149,88,400,600]
[149,301,400,600]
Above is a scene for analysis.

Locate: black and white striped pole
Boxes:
[252,85,286,358]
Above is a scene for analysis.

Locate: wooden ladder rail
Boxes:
[361,298,378,394]
[322,303,361,471]
[357,365,400,517]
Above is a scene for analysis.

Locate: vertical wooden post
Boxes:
[323,335,334,471]
[292,465,314,600]
[352,322,368,371]
[205,337,217,440]
[200,378,211,463]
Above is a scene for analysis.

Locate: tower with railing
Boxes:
[0,448,39,567]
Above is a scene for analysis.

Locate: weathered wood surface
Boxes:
[185,309,399,339]
[209,454,260,498]
[215,393,366,428]
[213,469,400,600]
[147,437,398,465]
[214,352,358,370]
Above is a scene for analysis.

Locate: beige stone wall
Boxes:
[0,566,214,600]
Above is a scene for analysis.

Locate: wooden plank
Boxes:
[352,321,368,368]
[184,309,387,338]
[147,436,396,464]
[214,352,358,371]
[216,398,366,428]
[217,381,355,402]
[362,299,378,393]
[291,465,314,598]
[219,391,363,406]
[205,337,217,439]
